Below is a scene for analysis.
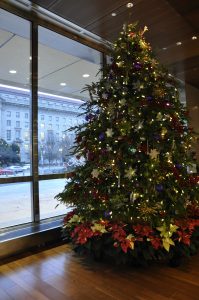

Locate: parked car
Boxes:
[6,166,24,173]
[0,168,15,175]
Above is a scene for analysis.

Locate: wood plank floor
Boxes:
[0,243,199,300]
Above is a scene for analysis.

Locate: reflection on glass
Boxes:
[39,179,70,219]
[38,26,101,175]
[0,182,32,228]
[0,9,31,178]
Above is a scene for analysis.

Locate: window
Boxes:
[16,121,20,128]
[0,8,101,229]
[24,131,29,141]
[6,130,11,140]
[15,129,21,139]
[40,132,45,141]
[6,111,11,117]
[7,120,11,126]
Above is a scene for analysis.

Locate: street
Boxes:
[0,179,70,229]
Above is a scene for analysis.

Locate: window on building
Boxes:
[7,120,11,126]
[6,130,11,141]
[24,131,29,141]
[16,112,20,118]
[25,113,29,119]
[6,111,11,117]
[41,115,44,120]
[40,132,45,141]
[56,117,59,122]
[56,124,59,130]
[41,123,45,128]
[15,129,21,139]
[48,116,52,121]
[25,122,29,128]
[16,121,20,128]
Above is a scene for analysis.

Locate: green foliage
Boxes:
[56,23,199,228]
[0,138,20,166]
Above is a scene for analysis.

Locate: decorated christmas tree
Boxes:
[56,24,199,265]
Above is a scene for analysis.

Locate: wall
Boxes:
[186,84,199,161]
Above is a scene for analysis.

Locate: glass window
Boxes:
[38,26,101,179]
[0,182,32,228]
[0,9,31,182]
[39,179,69,219]
[7,120,11,126]
[6,130,11,140]
[25,122,29,128]
[6,111,11,117]
[41,115,44,120]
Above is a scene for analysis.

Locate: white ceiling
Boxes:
[0,9,101,101]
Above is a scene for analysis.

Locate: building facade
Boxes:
[0,85,84,164]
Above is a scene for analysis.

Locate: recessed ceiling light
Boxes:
[9,70,17,74]
[60,82,66,86]
[176,42,182,46]
[126,2,133,8]
[111,12,117,16]
[29,56,32,60]
[82,74,90,78]
[192,36,197,40]
[162,47,167,50]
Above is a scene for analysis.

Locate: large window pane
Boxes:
[39,179,70,219]
[0,182,32,228]
[38,26,101,175]
[0,9,31,178]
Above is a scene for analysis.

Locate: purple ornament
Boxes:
[104,211,111,218]
[99,133,105,140]
[156,184,163,192]
[175,164,182,169]
[134,62,142,70]
[147,96,153,101]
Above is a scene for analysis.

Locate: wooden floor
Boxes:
[0,244,199,300]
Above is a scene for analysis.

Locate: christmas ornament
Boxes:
[130,192,139,202]
[156,184,163,192]
[125,167,136,179]
[119,98,126,106]
[99,133,105,140]
[149,149,159,159]
[106,128,114,138]
[91,169,100,178]
[102,92,108,99]
[156,112,163,121]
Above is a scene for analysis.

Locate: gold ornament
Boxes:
[156,112,163,121]
[125,167,136,179]
[91,169,100,178]
[149,149,159,159]
[106,128,114,137]
[161,127,167,137]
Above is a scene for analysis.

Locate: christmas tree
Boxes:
[56,24,199,264]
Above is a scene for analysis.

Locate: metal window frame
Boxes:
[0,0,106,231]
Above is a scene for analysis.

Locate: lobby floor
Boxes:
[0,243,199,300]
